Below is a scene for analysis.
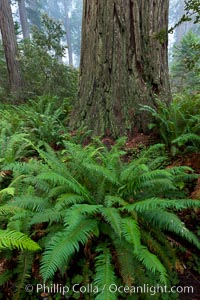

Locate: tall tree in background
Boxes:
[169,0,194,45]
[26,0,42,28]
[0,0,22,96]
[71,0,171,137]
[18,0,30,39]
[62,0,73,65]
[46,0,74,65]
[70,0,82,66]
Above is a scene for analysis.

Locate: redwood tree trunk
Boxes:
[0,0,23,96]
[18,0,30,40]
[71,0,171,137]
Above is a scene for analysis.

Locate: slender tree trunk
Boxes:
[0,0,23,97]
[70,0,171,137]
[63,0,73,66]
[48,0,63,63]
[175,1,193,44]
[18,0,30,39]
[26,0,41,28]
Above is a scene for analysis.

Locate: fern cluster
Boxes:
[0,96,73,153]
[141,94,200,155]
[1,139,199,299]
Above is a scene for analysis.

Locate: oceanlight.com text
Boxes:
[25,283,194,296]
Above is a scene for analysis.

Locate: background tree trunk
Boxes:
[0,0,23,97]
[71,0,171,137]
[63,0,73,66]
[18,0,30,39]
[174,0,193,44]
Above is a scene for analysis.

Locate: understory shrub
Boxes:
[0,140,199,299]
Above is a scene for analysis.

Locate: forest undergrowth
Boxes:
[0,94,199,300]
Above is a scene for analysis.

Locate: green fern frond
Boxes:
[104,195,127,207]
[82,162,119,185]
[14,252,34,300]
[101,207,122,237]
[23,176,51,194]
[141,230,175,272]
[35,144,67,171]
[40,218,98,281]
[137,169,173,184]
[114,239,138,286]
[120,163,149,182]
[48,186,70,198]
[0,270,12,287]
[10,211,32,222]
[135,246,168,284]
[142,210,200,248]
[0,187,15,197]
[7,220,24,232]
[94,244,118,300]
[37,172,89,196]
[122,198,200,213]
[0,205,23,216]
[137,178,176,193]
[0,230,41,251]
[64,204,102,227]
[30,209,64,225]
[55,193,87,209]
[122,218,141,253]
[11,196,50,212]
[172,133,200,146]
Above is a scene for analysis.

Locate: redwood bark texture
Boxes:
[0,0,22,96]
[71,0,171,137]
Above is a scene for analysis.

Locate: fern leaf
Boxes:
[55,193,87,209]
[0,205,23,216]
[122,198,200,213]
[172,133,200,146]
[122,218,141,252]
[94,244,118,300]
[11,196,50,212]
[37,172,89,196]
[114,239,138,286]
[14,252,34,300]
[142,210,200,249]
[0,187,15,197]
[82,163,119,185]
[64,204,102,227]
[104,195,127,207]
[101,207,122,237]
[135,246,168,284]
[0,230,41,251]
[40,218,98,281]
[141,230,175,272]
[30,209,64,225]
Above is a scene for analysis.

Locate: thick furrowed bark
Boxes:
[71,0,171,138]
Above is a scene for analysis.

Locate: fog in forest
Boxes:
[9,0,199,67]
